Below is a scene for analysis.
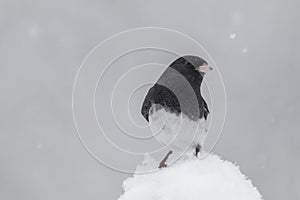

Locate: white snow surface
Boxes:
[118,154,263,200]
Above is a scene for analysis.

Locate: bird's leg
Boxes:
[194,144,201,158]
[158,150,173,168]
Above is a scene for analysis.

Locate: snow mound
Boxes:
[118,154,262,200]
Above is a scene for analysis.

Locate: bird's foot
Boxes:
[158,163,167,168]
[194,144,201,158]
[158,150,173,168]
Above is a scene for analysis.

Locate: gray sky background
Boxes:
[0,0,299,200]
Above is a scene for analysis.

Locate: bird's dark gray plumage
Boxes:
[141,55,210,122]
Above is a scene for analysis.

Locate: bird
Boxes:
[141,55,213,168]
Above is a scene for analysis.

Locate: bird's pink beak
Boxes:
[197,64,213,73]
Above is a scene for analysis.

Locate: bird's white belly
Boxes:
[149,108,208,151]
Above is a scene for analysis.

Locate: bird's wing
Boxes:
[202,100,209,120]
[141,84,180,121]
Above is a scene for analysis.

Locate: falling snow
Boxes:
[229,33,236,39]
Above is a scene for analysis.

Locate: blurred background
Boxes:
[0,0,299,199]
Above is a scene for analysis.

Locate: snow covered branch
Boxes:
[118,154,262,200]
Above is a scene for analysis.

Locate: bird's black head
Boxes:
[171,55,213,76]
